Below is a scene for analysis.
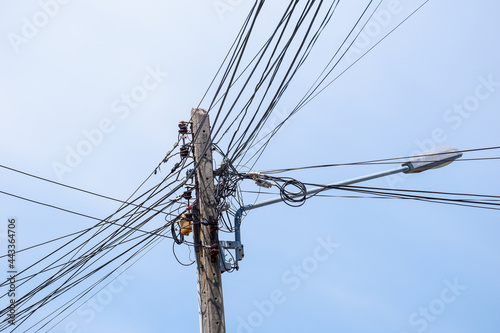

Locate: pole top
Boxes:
[191,107,207,116]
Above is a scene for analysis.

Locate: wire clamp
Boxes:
[255,179,273,188]
[246,171,262,181]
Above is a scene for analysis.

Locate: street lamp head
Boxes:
[403,146,462,174]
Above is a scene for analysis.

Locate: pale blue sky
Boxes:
[1,1,499,332]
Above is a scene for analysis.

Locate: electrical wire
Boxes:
[0,163,165,211]
[259,146,500,174]
[236,0,434,170]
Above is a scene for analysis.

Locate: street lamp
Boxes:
[402,146,462,173]
[219,146,462,271]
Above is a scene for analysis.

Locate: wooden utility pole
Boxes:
[191,108,226,333]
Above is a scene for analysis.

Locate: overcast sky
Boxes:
[1,0,500,332]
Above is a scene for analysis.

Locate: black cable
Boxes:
[172,241,195,267]
[302,0,431,108]
[229,0,373,166]
[43,223,170,332]
[304,183,500,211]
[210,0,266,132]
[0,189,172,238]
[0,163,167,212]
[198,0,261,110]
[278,179,308,207]
[171,219,184,245]
[227,1,326,163]
[0,178,182,326]
[4,205,174,329]
[0,118,209,330]
[260,146,500,174]
[12,224,167,331]
[237,0,433,169]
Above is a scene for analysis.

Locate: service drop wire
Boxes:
[0,173,180,290]
[238,172,500,211]
[43,221,172,333]
[211,0,301,142]
[209,0,266,133]
[13,221,169,332]
[0,135,189,261]
[41,204,191,325]
[8,109,207,286]
[258,146,500,174]
[305,183,500,211]
[27,219,174,332]
[200,0,263,111]
[230,0,345,164]
[237,0,434,170]
[209,0,307,149]
[2,196,180,331]
[0,172,183,327]
[226,1,327,163]
[1,105,216,326]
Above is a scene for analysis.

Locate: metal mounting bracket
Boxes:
[219,240,244,272]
